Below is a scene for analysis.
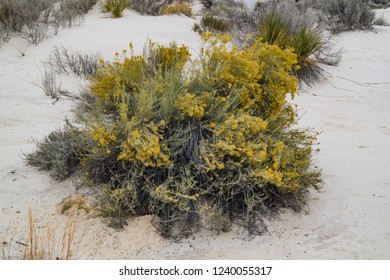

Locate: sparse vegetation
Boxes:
[23,209,77,260]
[39,68,62,100]
[0,0,97,45]
[319,0,375,33]
[46,46,101,78]
[28,35,322,238]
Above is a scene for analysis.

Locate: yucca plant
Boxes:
[103,0,129,18]
[258,12,324,84]
[259,12,288,47]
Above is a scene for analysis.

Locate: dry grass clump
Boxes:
[0,0,97,45]
[160,0,192,17]
[24,209,77,260]
[2,209,80,260]
[27,34,322,238]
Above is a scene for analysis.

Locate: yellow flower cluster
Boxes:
[200,33,298,120]
[117,122,170,167]
[91,126,117,148]
[90,53,145,103]
[176,92,207,119]
[213,115,269,166]
[148,41,191,72]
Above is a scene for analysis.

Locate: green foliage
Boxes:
[319,0,375,33]
[28,34,322,238]
[193,14,230,34]
[103,0,129,18]
[258,12,324,84]
[46,46,102,78]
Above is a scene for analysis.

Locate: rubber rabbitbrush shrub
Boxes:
[28,34,322,238]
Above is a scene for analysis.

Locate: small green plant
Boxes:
[193,14,230,34]
[258,12,324,84]
[160,1,192,17]
[103,0,129,18]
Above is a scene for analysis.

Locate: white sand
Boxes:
[1,5,389,259]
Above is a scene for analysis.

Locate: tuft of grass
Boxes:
[258,12,325,84]
[193,14,231,34]
[23,209,77,260]
[28,36,322,238]
[160,1,192,17]
[259,12,288,46]
[103,0,129,18]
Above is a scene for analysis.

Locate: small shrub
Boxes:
[21,22,49,45]
[103,0,129,18]
[160,1,192,17]
[0,0,97,44]
[25,122,83,181]
[319,0,375,33]
[373,15,389,26]
[39,68,62,100]
[28,35,322,238]
[193,14,230,34]
[46,46,101,78]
